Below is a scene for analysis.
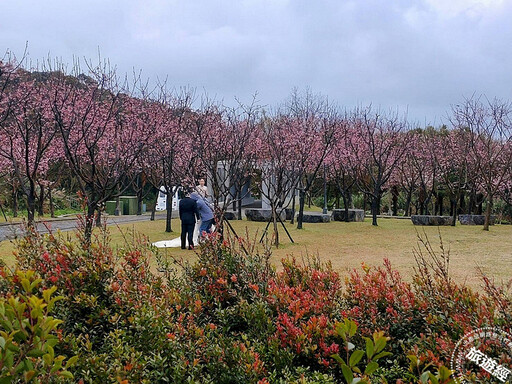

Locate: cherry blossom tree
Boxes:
[349,107,409,226]
[451,96,512,230]
[190,96,262,236]
[393,133,420,216]
[0,70,59,225]
[284,90,337,229]
[253,112,301,247]
[144,87,196,232]
[435,128,470,225]
[325,119,358,221]
[50,63,149,242]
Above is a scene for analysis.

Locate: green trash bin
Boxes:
[120,196,138,215]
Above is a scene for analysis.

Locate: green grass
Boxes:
[1,217,511,289]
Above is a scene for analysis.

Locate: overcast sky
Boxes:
[1,0,511,125]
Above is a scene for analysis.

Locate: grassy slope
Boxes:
[1,217,511,289]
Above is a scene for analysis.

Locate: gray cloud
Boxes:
[1,0,511,125]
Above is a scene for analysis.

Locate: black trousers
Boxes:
[181,222,195,249]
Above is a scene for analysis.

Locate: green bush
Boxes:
[4,222,510,382]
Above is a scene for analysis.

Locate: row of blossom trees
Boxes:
[1,60,511,245]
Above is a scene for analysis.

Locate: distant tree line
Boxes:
[0,58,511,245]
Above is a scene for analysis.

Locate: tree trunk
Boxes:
[237,186,243,220]
[272,204,279,248]
[342,192,349,223]
[371,195,379,226]
[459,191,465,214]
[137,188,143,215]
[26,188,36,226]
[49,188,55,218]
[165,191,173,232]
[0,201,7,222]
[12,187,18,218]
[290,190,296,225]
[404,189,412,217]
[451,198,457,227]
[37,184,45,216]
[150,190,157,221]
[483,195,492,231]
[438,194,444,216]
[468,191,475,214]
[391,185,398,216]
[96,208,103,228]
[83,202,96,246]
[297,189,306,229]
[476,193,484,215]
[115,195,121,216]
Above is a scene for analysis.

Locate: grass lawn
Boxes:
[1,217,511,289]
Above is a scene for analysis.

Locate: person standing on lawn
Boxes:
[179,187,200,250]
[190,191,215,237]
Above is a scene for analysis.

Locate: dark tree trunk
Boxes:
[297,189,306,229]
[26,187,36,226]
[477,194,484,215]
[451,198,457,227]
[438,194,444,216]
[137,188,143,215]
[83,202,96,246]
[290,190,296,225]
[96,208,103,228]
[49,188,55,218]
[459,191,465,214]
[12,187,18,218]
[237,186,243,220]
[342,193,349,223]
[391,185,398,216]
[404,189,412,217]
[165,191,173,232]
[468,191,475,214]
[150,189,157,221]
[37,184,45,216]
[115,195,121,216]
[371,195,379,226]
[272,203,279,248]
[483,194,492,231]
[0,202,7,221]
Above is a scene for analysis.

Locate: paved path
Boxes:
[0,212,176,242]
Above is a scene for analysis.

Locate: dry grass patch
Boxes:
[1,217,511,289]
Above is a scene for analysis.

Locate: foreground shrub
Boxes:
[3,223,510,382]
[0,270,76,382]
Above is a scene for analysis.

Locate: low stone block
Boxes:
[458,214,496,225]
[331,209,365,222]
[223,211,237,220]
[245,209,286,222]
[285,208,294,221]
[411,215,454,226]
[300,212,331,223]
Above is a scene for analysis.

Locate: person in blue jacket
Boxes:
[190,192,215,237]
